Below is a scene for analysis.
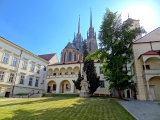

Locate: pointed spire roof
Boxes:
[65,42,76,49]
[90,8,92,28]
[78,15,80,34]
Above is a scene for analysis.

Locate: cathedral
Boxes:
[60,9,98,62]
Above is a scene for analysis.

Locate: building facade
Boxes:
[0,37,49,97]
[46,61,109,95]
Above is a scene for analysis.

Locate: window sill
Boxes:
[22,68,27,70]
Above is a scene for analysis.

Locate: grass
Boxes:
[0,96,135,120]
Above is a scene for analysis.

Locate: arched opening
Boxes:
[148,76,160,100]
[60,67,66,75]
[60,80,71,93]
[53,68,59,76]
[73,66,80,75]
[47,80,56,93]
[47,69,53,76]
[144,57,160,70]
[66,67,73,75]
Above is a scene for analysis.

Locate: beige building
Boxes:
[127,27,160,101]
[0,37,49,97]
[46,61,109,95]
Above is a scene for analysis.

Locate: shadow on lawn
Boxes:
[1,98,135,120]
[2,98,88,120]
[0,97,77,107]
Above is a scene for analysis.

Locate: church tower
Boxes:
[86,8,98,53]
[73,15,83,50]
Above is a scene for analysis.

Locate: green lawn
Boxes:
[0,96,135,120]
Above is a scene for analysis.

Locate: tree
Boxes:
[73,40,100,94]
[86,9,145,98]
[82,40,100,94]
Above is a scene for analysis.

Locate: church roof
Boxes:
[65,42,76,49]
[124,18,138,22]
[38,53,55,61]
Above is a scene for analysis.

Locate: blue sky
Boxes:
[0,0,160,61]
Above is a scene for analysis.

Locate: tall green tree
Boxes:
[86,9,145,98]
[73,40,100,94]
[82,40,100,94]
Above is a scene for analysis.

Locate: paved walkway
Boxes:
[0,98,25,102]
[118,99,160,120]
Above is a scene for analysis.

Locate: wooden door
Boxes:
[150,87,155,100]
[5,92,10,97]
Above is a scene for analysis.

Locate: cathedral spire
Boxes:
[78,15,80,34]
[90,8,92,28]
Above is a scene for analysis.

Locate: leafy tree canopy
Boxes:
[86,8,145,98]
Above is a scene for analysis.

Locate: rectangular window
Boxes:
[0,87,1,92]
[35,79,39,87]
[19,75,25,84]
[100,67,103,74]
[37,66,40,74]
[142,65,150,70]
[71,72,75,75]
[22,61,28,69]
[12,57,18,66]
[146,65,150,70]
[9,73,14,82]
[65,72,68,75]
[2,53,9,63]
[28,78,33,86]
[31,64,35,72]
[0,70,5,81]
[99,81,105,88]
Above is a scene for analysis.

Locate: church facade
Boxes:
[61,9,98,63]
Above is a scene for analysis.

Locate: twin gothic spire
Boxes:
[73,8,96,45]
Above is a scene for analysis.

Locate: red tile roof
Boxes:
[38,53,55,61]
[138,50,160,59]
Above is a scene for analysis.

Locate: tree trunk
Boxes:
[117,89,122,99]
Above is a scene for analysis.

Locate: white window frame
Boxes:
[37,66,40,74]
[99,67,103,74]
[2,53,9,63]
[0,70,5,81]
[8,73,15,82]
[35,79,39,87]
[22,61,28,70]
[99,80,105,88]
[28,78,33,86]
[30,64,35,72]
[12,57,18,66]
[19,75,25,84]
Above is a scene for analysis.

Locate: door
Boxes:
[5,92,10,97]
[47,86,51,93]
[150,87,155,100]
[127,90,130,98]
[62,84,64,93]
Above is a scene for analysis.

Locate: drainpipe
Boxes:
[11,50,23,96]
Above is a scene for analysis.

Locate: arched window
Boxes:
[89,42,91,51]
[74,53,76,61]
[64,53,66,62]
[68,52,72,61]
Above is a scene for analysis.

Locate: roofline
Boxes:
[0,36,49,64]
[38,53,56,56]
[133,27,160,43]
[133,41,160,44]
[138,54,159,59]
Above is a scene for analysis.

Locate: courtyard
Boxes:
[0,96,135,120]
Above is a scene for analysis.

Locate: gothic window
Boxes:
[74,53,76,61]
[64,53,66,62]
[89,42,91,51]
[68,52,72,61]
